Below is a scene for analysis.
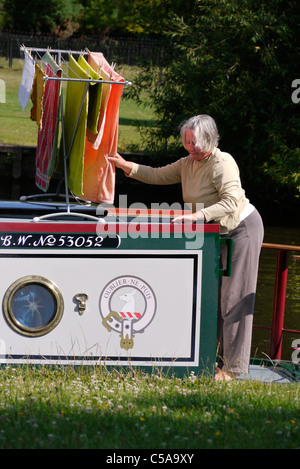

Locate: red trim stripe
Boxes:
[0,221,220,234]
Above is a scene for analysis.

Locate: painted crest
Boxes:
[99,275,156,350]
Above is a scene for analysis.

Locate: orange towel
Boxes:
[80,52,124,204]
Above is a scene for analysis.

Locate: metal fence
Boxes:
[0,32,166,67]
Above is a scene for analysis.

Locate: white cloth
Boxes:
[18,53,35,111]
[240,203,255,222]
[0,79,5,103]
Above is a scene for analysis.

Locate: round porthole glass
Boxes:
[3,276,64,337]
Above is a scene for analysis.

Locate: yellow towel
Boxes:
[30,64,45,129]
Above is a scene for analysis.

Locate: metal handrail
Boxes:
[253,242,300,360]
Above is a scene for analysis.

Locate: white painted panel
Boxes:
[0,250,202,367]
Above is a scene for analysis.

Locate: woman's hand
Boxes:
[171,211,205,224]
[107,153,133,175]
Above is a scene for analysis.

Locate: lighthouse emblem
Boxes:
[99,275,156,350]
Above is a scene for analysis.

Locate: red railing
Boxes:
[254,243,300,360]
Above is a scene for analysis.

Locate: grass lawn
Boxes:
[0,62,38,146]
[0,365,298,450]
[0,57,154,150]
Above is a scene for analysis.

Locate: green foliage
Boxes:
[2,0,83,35]
[263,140,300,197]
[79,0,193,36]
[130,0,299,199]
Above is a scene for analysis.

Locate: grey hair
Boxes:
[179,115,219,152]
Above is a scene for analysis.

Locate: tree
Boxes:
[1,0,197,37]
[2,0,83,36]
[78,0,195,36]
[130,0,300,204]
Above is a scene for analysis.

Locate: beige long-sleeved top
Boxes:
[128,147,249,233]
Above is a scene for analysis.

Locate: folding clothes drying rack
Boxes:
[19,45,132,222]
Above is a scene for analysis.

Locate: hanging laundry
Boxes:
[79,52,124,204]
[30,63,45,128]
[18,52,35,111]
[42,50,61,75]
[57,54,103,196]
[89,52,124,151]
[86,64,111,149]
[77,55,102,135]
[35,55,61,192]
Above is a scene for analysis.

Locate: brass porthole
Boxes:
[3,275,64,337]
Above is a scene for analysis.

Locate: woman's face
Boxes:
[184,129,209,161]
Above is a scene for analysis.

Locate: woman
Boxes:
[108,114,264,381]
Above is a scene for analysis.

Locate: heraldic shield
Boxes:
[99,275,157,350]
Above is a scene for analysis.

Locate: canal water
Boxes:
[252,225,300,361]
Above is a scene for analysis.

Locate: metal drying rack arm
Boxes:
[45,76,132,85]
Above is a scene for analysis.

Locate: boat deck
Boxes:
[238,360,300,383]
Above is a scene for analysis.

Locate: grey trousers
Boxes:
[217,209,264,374]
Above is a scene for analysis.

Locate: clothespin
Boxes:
[20,44,26,60]
[26,46,35,63]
